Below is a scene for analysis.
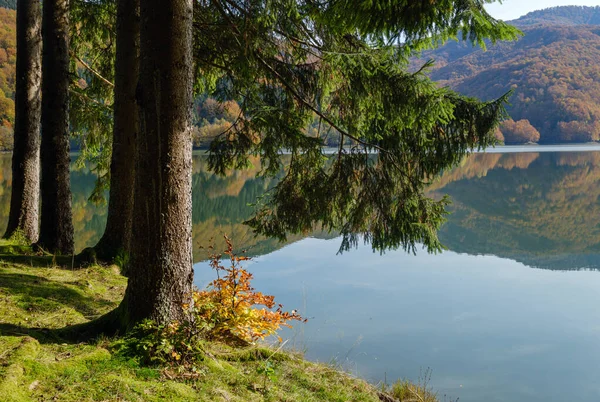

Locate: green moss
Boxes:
[0,258,429,401]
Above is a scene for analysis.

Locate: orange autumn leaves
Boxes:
[191,235,305,344]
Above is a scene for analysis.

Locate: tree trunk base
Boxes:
[75,245,129,275]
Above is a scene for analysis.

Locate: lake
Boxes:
[2,148,600,401]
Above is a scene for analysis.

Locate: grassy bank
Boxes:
[0,258,439,401]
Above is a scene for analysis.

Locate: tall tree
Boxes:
[79,0,518,334]
[90,0,139,262]
[5,0,42,242]
[37,0,74,254]
[120,0,193,325]
[198,0,520,254]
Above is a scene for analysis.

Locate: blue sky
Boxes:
[486,0,600,20]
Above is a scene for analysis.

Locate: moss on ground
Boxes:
[0,251,444,402]
[0,258,403,402]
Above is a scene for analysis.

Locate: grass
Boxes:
[0,250,441,402]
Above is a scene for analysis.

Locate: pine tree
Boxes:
[37,0,74,255]
[90,0,139,262]
[5,0,42,242]
[78,0,520,332]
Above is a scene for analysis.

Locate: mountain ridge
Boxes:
[511,5,600,27]
[413,6,600,144]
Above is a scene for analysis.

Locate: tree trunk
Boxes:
[121,0,194,326]
[5,0,42,242]
[37,0,74,255]
[91,0,139,262]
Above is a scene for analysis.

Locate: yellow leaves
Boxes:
[192,235,306,344]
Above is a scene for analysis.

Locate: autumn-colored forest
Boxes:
[3,5,600,149]
[0,7,14,150]
[192,6,600,146]
[415,6,600,144]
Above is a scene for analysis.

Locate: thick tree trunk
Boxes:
[91,0,140,262]
[121,0,194,326]
[5,0,42,242]
[37,0,74,255]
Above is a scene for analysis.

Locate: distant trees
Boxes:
[499,119,541,144]
[417,12,600,144]
[0,1,15,10]
[0,8,16,147]
[193,99,242,147]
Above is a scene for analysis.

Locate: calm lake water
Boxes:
[3,148,600,401]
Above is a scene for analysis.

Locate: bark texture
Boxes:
[121,0,194,326]
[38,0,74,254]
[5,0,42,242]
[92,0,140,261]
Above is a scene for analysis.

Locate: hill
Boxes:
[0,7,14,149]
[412,6,600,144]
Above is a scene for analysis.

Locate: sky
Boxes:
[485,0,600,20]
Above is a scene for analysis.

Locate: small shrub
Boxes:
[8,229,30,246]
[116,319,206,373]
[114,250,130,276]
[116,235,304,372]
[193,235,305,344]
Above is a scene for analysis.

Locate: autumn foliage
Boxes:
[193,235,305,344]
[413,6,600,144]
[119,235,305,369]
[0,7,14,150]
[498,119,541,144]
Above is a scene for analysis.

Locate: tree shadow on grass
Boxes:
[0,254,88,268]
[0,272,116,320]
[0,322,66,344]
[0,308,122,344]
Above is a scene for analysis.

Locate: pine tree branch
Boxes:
[69,88,113,110]
[70,51,115,88]
[253,52,386,153]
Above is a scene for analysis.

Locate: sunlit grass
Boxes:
[0,256,439,401]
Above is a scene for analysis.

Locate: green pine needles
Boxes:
[198,0,518,253]
[70,0,519,254]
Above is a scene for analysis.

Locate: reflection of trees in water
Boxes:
[3,151,599,269]
[0,154,329,259]
[431,151,600,270]
[190,154,334,260]
[0,154,12,233]
[0,155,108,251]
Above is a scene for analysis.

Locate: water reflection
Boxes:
[430,152,600,270]
[0,151,599,270]
[2,151,600,401]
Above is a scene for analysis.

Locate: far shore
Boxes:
[2,142,600,157]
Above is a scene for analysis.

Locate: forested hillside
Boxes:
[0,7,14,150]
[6,5,598,148]
[413,6,600,144]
